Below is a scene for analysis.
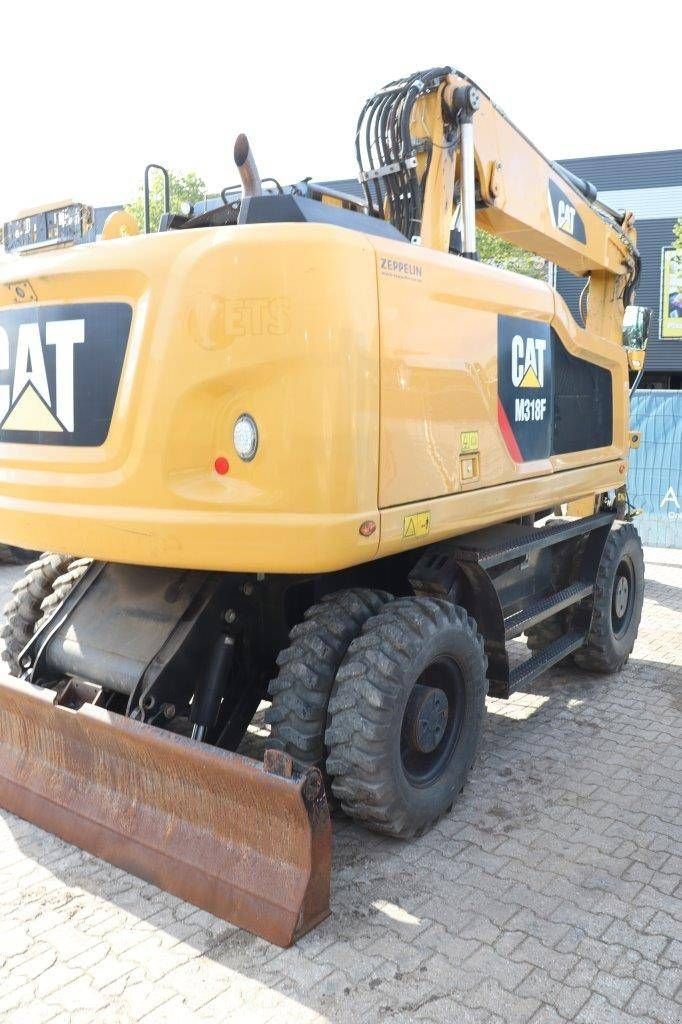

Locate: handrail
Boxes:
[144,164,171,234]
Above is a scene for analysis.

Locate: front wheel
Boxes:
[0,553,73,675]
[574,523,644,673]
[264,587,393,790]
[325,597,488,838]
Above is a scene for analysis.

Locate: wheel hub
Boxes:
[405,683,449,754]
[613,574,629,619]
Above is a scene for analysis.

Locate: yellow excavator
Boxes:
[0,67,649,946]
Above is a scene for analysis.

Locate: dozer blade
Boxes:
[0,674,331,947]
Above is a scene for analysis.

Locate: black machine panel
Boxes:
[241,194,406,241]
[547,179,586,244]
[497,315,612,462]
[553,338,612,454]
[497,315,554,461]
[0,302,131,447]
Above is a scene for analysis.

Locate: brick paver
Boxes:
[0,550,680,1023]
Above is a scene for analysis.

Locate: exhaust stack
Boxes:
[234,134,263,199]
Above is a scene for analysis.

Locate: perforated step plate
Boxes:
[451,513,615,569]
[504,582,594,640]
[508,630,586,693]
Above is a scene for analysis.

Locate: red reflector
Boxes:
[214,457,230,475]
[359,520,376,537]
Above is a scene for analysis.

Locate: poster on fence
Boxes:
[660,247,682,340]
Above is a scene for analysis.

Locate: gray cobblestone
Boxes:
[516,967,591,1019]
[625,981,682,1024]
[591,970,640,1008]
[0,551,680,1023]
[468,978,542,1023]
[464,944,534,989]
[508,935,578,980]
[576,993,655,1024]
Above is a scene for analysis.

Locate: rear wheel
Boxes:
[574,524,644,673]
[325,597,488,838]
[34,558,93,633]
[0,553,73,674]
[265,588,393,787]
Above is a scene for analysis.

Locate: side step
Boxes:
[411,511,614,700]
[504,582,594,640]
[506,630,587,694]
[451,512,614,569]
[0,674,331,947]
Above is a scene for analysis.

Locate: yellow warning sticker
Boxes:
[460,430,479,453]
[403,511,431,539]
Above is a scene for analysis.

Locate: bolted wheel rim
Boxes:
[611,555,635,638]
[400,655,466,786]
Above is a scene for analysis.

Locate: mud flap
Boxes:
[0,674,331,947]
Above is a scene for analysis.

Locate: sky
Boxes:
[0,0,679,224]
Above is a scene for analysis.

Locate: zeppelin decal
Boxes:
[379,257,423,280]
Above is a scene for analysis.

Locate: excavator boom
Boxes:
[357,67,639,343]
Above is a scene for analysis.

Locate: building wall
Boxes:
[554,150,681,191]
[556,150,682,383]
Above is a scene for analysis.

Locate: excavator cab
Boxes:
[622,304,651,373]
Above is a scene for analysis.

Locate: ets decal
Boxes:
[497,316,554,462]
[0,303,131,447]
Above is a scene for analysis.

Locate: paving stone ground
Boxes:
[0,549,680,1024]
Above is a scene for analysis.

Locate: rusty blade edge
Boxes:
[0,772,330,948]
[0,675,332,947]
[1,776,312,918]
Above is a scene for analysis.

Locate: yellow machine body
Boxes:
[0,67,645,948]
[0,223,628,572]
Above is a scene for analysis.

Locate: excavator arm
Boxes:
[356,67,639,344]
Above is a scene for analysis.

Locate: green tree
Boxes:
[476,229,547,280]
[126,171,207,232]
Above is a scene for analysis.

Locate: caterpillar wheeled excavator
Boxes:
[0,67,649,946]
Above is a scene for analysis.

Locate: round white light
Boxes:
[233,414,259,461]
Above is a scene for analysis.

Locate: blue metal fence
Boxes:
[628,390,682,548]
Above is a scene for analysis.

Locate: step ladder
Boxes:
[411,512,615,698]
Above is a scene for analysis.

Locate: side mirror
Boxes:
[622,305,651,371]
